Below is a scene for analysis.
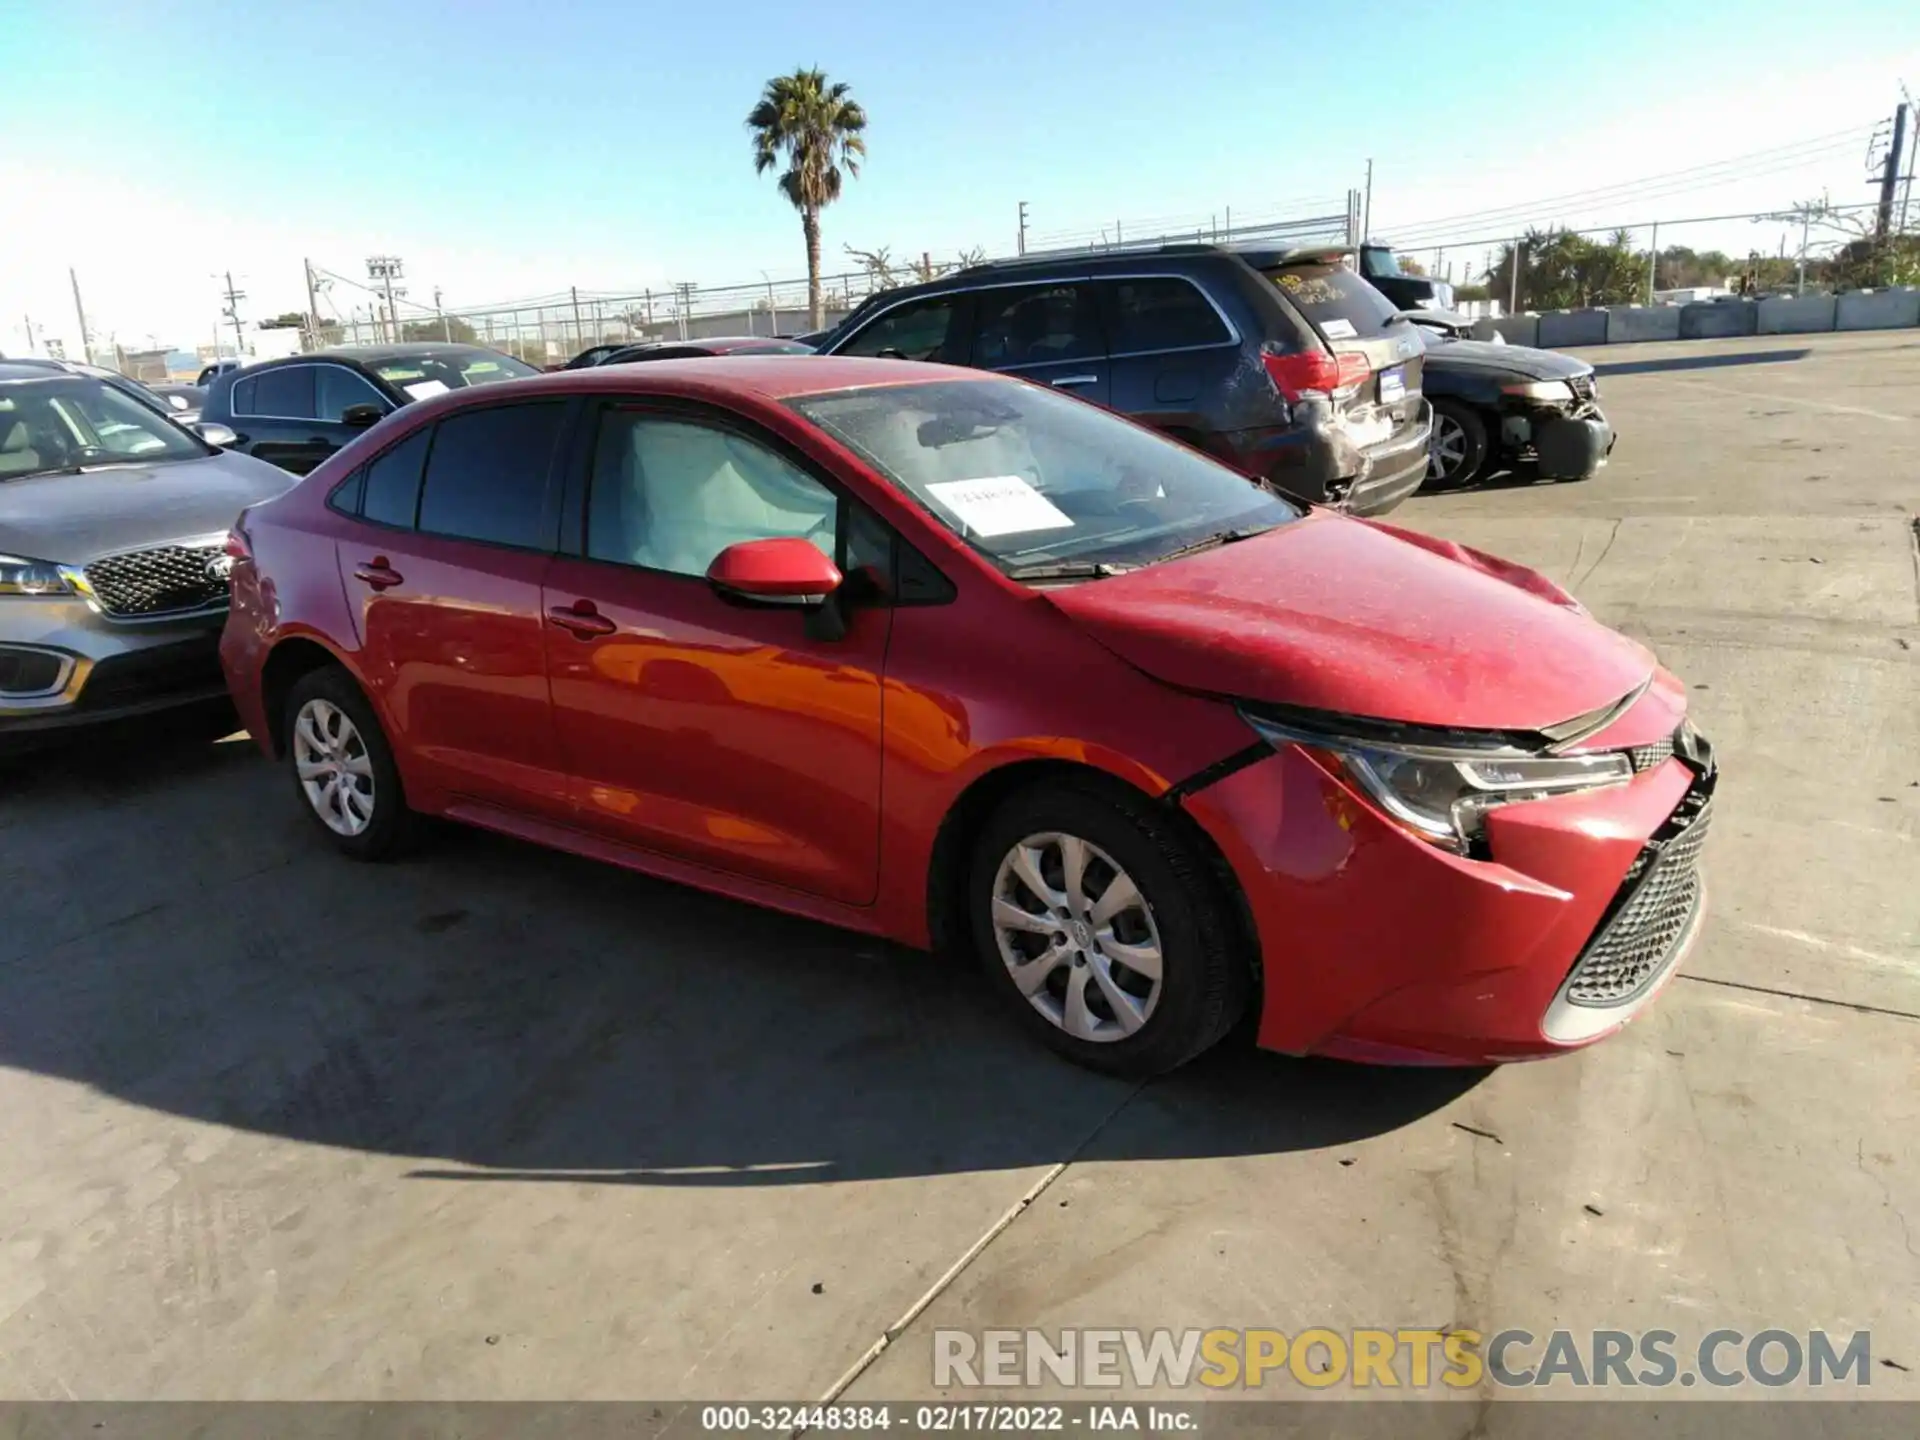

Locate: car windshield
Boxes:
[0,375,208,481]
[369,349,538,399]
[790,379,1299,577]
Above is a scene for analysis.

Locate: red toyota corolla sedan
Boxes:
[221,356,1714,1076]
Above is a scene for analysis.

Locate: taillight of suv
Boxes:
[1261,347,1371,404]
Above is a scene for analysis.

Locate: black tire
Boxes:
[1425,399,1491,489]
[967,778,1251,1077]
[283,666,418,861]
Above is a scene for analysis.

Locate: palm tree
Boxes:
[747,68,868,330]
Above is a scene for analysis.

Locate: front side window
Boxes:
[416,402,565,549]
[791,378,1298,576]
[970,284,1103,370]
[587,412,837,578]
[315,366,389,422]
[1105,278,1231,354]
[835,297,958,361]
[251,365,317,419]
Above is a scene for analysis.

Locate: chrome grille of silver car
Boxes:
[83,542,229,618]
[1563,792,1713,1007]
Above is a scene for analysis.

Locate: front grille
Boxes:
[83,542,229,618]
[1629,733,1676,771]
[1569,373,1597,403]
[74,638,224,711]
[1562,789,1713,1007]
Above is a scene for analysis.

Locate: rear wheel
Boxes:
[968,780,1250,1077]
[1426,400,1490,488]
[285,667,416,860]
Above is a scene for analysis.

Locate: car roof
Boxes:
[397,354,988,412]
[269,343,514,367]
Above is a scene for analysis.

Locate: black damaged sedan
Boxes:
[1406,312,1614,489]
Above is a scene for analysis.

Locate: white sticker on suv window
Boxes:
[1321,318,1358,339]
[402,379,449,400]
[927,475,1073,537]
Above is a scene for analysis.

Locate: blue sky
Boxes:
[1,0,1914,353]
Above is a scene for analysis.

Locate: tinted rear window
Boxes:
[253,365,316,419]
[362,426,431,529]
[416,401,564,549]
[1263,261,1401,339]
[1106,278,1231,353]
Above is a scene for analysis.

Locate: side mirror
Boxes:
[341,403,385,429]
[194,421,239,447]
[706,537,843,604]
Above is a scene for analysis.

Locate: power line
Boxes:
[1381,128,1875,247]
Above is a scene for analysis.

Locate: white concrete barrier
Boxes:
[1835,288,1920,331]
[1680,301,1758,339]
[1757,295,1837,334]
[1473,314,1539,347]
[1605,307,1683,343]
[1537,310,1610,348]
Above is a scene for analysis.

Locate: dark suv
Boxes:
[814,244,1431,514]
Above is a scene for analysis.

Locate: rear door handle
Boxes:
[352,557,404,590]
[547,601,616,639]
[1050,374,1099,388]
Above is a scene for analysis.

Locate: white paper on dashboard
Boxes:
[926,475,1074,537]
[1320,318,1358,340]
[402,380,450,399]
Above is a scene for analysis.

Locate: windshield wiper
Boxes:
[1002,559,1134,582]
[1152,525,1275,566]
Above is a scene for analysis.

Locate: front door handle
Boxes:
[353,557,404,590]
[547,600,616,639]
[1050,374,1099,388]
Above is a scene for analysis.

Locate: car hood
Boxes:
[1045,512,1652,732]
[0,449,293,565]
[1423,338,1592,381]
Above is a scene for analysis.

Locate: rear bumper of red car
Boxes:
[1182,739,1712,1065]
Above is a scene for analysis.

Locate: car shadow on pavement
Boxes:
[1590,347,1811,378]
[0,728,1487,1189]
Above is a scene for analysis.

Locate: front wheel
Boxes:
[1425,399,1491,489]
[968,780,1250,1077]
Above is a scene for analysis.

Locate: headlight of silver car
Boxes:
[1499,380,1576,403]
[1240,709,1633,854]
[0,555,78,597]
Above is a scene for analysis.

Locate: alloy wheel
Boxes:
[293,697,376,837]
[990,831,1163,1042]
[1428,411,1468,481]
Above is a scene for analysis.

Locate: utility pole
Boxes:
[1877,102,1909,237]
[303,258,323,351]
[570,285,584,354]
[1646,221,1659,304]
[220,270,246,359]
[69,268,94,365]
[1017,200,1029,256]
[1362,159,1374,242]
[1508,238,1522,315]
[20,314,33,356]
[1901,86,1917,235]
[674,283,695,341]
[366,256,404,342]
[434,286,450,342]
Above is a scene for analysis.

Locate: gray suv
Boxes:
[0,364,292,742]
[815,242,1433,515]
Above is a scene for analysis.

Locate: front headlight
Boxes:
[1499,380,1576,403]
[1240,709,1632,853]
[0,555,77,597]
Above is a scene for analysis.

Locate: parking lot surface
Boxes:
[1,331,1914,1402]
